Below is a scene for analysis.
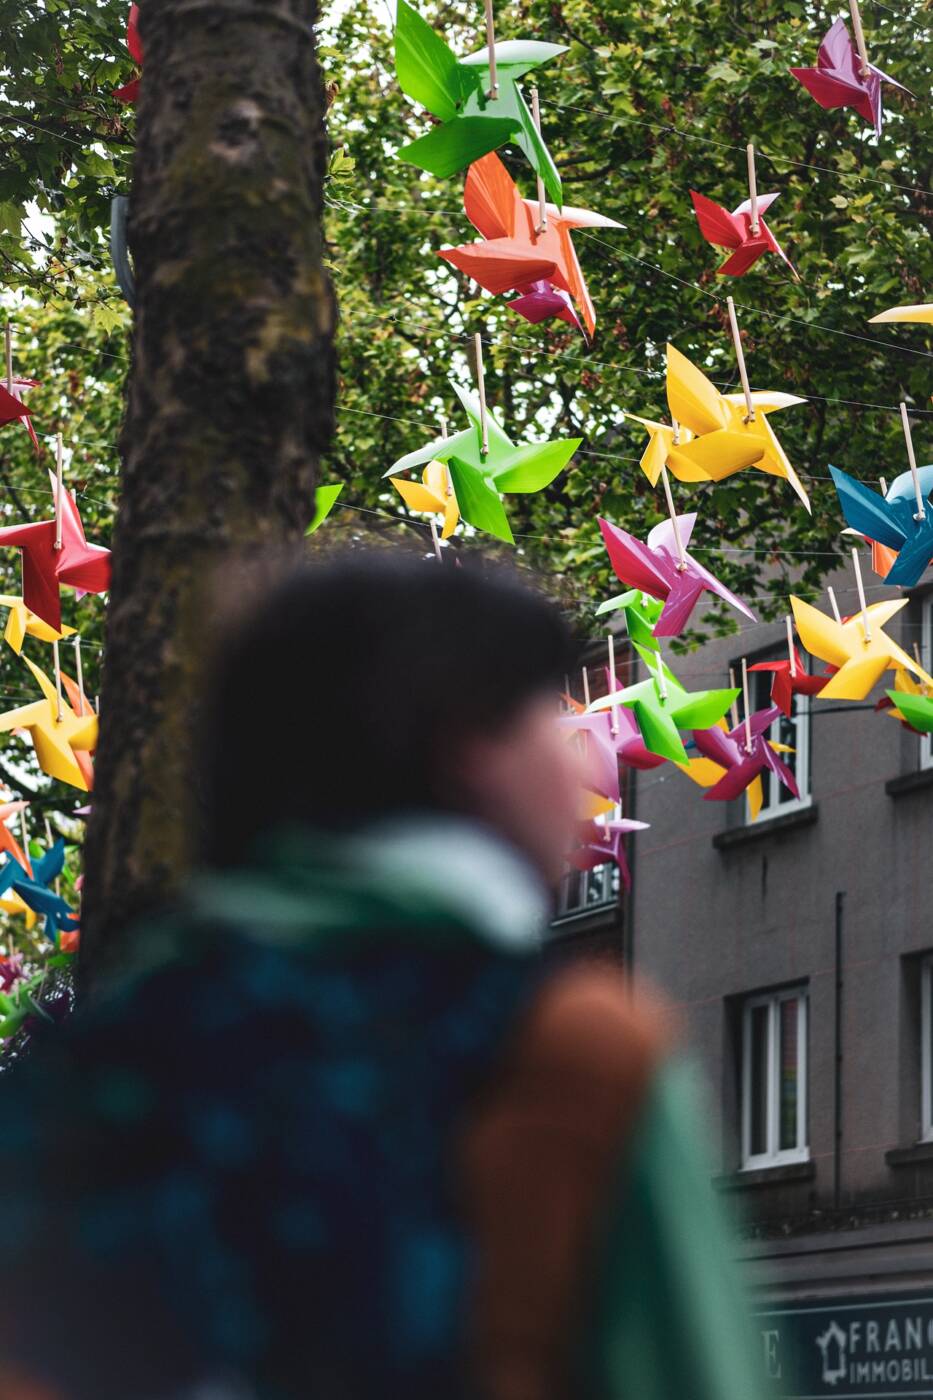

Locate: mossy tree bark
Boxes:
[81,0,335,975]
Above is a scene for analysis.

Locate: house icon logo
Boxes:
[816,1321,848,1386]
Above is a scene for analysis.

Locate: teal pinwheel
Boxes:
[395,0,565,206]
[586,645,739,764]
[384,383,581,545]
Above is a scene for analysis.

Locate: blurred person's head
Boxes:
[200,550,583,883]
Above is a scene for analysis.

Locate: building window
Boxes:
[555,857,620,921]
[922,956,933,1141]
[747,656,812,821]
[741,988,808,1168]
[921,598,933,772]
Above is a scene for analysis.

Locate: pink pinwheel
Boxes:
[790,17,909,135]
[748,648,833,718]
[599,668,667,771]
[557,710,621,804]
[599,514,755,639]
[0,952,24,992]
[690,190,795,278]
[691,706,799,806]
[509,280,582,332]
[568,816,650,892]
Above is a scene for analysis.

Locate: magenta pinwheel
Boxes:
[508,280,582,332]
[598,513,755,638]
[557,710,621,804]
[599,669,667,771]
[691,706,799,806]
[568,816,650,892]
[0,377,39,450]
[790,17,909,135]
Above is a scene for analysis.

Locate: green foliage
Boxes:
[320,0,932,640]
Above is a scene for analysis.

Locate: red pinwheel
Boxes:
[690,190,795,278]
[790,17,909,135]
[748,648,833,719]
[115,3,143,105]
[0,377,39,450]
[691,707,799,806]
[0,471,111,631]
[438,152,622,339]
[568,816,650,892]
[598,513,755,639]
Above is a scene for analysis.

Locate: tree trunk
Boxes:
[81,0,335,976]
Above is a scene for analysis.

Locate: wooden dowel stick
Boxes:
[530,87,547,233]
[655,648,668,701]
[787,614,797,677]
[483,0,498,98]
[746,143,760,235]
[429,518,443,563]
[607,633,619,736]
[582,664,591,709]
[74,635,85,713]
[828,586,842,624]
[671,416,681,446]
[741,657,753,753]
[852,547,871,641]
[729,667,740,729]
[52,640,64,723]
[900,402,925,520]
[849,0,870,77]
[54,433,64,551]
[4,322,12,395]
[660,465,687,570]
[726,296,755,423]
[473,333,489,457]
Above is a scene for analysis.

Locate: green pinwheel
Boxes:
[384,383,581,545]
[586,645,739,764]
[596,590,664,652]
[885,688,933,733]
[395,0,566,206]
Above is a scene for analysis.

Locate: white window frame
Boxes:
[921,599,933,772]
[741,988,809,1169]
[745,663,812,824]
[921,956,933,1142]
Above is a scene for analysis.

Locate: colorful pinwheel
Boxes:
[790,596,933,701]
[114,3,143,104]
[884,688,933,733]
[306,484,344,536]
[790,17,908,135]
[625,347,808,507]
[869,304,933,326]
[439,153,621,338]
[391,461,459,539]
[384,382,581,545]
[0,841,78,945]
[0,471,111,631]
[557,709,622,804]
[568,816,650,892]
[0,377,39,450]
[395,0,565,204]
[832,463,933,586]
[748,648,832,718]
[509,280,581,332]
[595,590,664,652]
[690,190,795,278]
[587,648,739,765]
[0,595,75,655]
[691,707,799,813]
[0,656,98,790]
[598,513,755,638]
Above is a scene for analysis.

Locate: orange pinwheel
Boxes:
[438,152,622,339]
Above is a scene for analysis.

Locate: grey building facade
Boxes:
[556,570,933,1398]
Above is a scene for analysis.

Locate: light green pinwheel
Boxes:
[395,0,566,206]
[886,688,933,733]
[384,382,581,545]
[596,590,664,652]
[587,645,739,764]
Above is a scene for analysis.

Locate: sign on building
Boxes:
[755,1294,933,1396]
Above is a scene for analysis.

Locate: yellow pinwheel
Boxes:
[391,460,459,539]
[869,304,933,325]
[0,656,97,789]
[665,344,810,510]
[790,596,933,701]
[0,595,75,655]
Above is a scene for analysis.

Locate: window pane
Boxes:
[749,1004,770,1157]
[779,998,800,1151]
[776,709,800,807]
